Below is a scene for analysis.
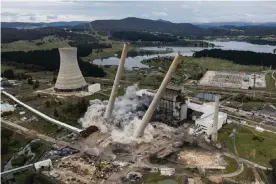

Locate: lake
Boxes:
[91,41,275,69]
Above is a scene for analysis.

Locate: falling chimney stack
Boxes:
[212,95,220,142]
[133,53,181,138]
[104,43,129,119]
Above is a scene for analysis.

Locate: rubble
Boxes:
[126,171,142,181]
[160,167,175,176]
[178,149,225,169]
[19,111,26,115]
[51,155,127,183]
[46,146,79,158]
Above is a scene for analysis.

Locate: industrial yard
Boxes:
[1,41,276,184]
[4,11,276,184]
[199,71,267,89]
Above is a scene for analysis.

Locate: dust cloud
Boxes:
[79,84,155,144]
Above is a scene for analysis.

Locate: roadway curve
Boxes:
[223,152,271,170]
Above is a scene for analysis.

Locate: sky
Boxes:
[1,0,276,23]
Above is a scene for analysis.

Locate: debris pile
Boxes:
[123,171,142,182]
[46,146,79,158]
[178,149,225,169]
[53,155,127,183]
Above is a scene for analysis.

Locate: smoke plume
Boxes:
[79,84,155,144]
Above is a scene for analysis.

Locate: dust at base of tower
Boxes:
[54,47,88,92]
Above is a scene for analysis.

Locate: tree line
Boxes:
[193,49,276,68]
[1,48,106,77]
[1,27,98,43]
[68,42,112,57]
[246,39,276,46]
[134,40,214,47]
[110,31,178,42]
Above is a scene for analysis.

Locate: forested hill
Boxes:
[75,17,276,37]
[1,21,88,28]
[77,17,204,37]
[193,49,276,68]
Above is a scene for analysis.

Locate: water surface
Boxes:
[92,41,274,69]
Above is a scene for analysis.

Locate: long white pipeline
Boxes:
[104,43,129,119]
[133,53,181,138]
[1,91,83,133]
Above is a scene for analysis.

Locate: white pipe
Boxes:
[1,91,83,133]
[104,43,129,118]
[212,95,220,142]
[133,53,181,138]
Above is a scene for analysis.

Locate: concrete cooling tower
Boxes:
[54,47,88,92]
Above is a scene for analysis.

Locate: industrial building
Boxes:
[136,89,227,137]
[136,88,187,127]
[54,47,88,92]
[187,99,227,137]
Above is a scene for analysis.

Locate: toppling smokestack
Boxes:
[104,43,129,119]
[212,95,220,142]
[133,53,181,138]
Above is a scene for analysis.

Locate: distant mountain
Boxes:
[1,21,89,29]
[75,17,276,37]
[157,19,171,23]
[78,17,204,37]
[195,22,276,28]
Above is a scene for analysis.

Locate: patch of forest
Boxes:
[1,49,106,77]
[134,40,214,47]
[246,39,276,46]
[110,31,214,47]
[193,49,276,68]
[68,42,112,57]
[110,31,178,42]
[1,27,98,43]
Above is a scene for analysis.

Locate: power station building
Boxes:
[136,89,227,137]
[136,88,188,127]
[54,47,88,92]
[187,99,227,136]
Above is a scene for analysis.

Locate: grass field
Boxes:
[1,129,31,170]
[142,56,265,83]
[1,36,70,52]
[223,156,239,173]
[131,172,181,184]
[143,56,265,72]
[1,64,27,73]
[184,57,265,72]
[81,43,133,62]
[218,124,276,167]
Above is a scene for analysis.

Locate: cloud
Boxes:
[152,11,168,17]
[1,1,276,23]
[1,12,18,16]
[180,4,190,9]
[47,15,58,20]
[141,14,149,18]
[29,15,36,21]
